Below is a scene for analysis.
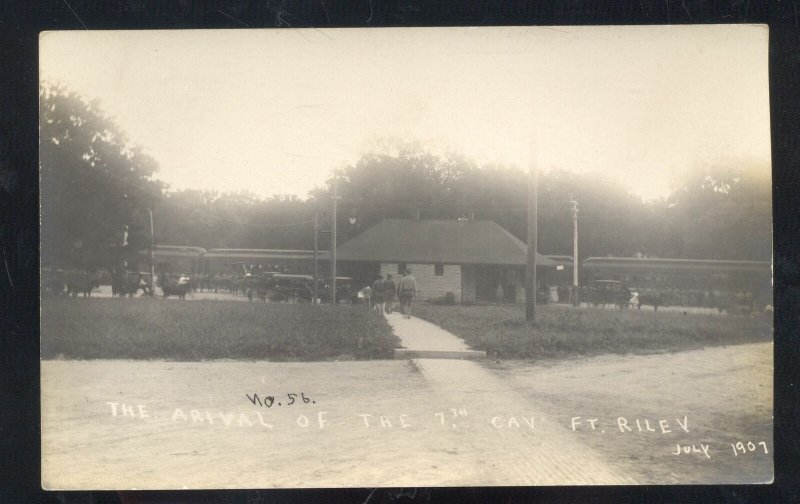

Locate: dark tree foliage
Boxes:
[154,189,317,250]
[40,99,771,263]
[301,142,771,261]
[660,163,773,260]
[147,143,771,262]
[40,84,164,269]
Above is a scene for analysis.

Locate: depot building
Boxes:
[335,219,557,304]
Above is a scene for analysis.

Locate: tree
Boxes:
[89,135,769,264]
[153,189,318,251]
[662,162,772,260]
[308,144,771,262]
[307,143,657,260]
[40,84,164,269]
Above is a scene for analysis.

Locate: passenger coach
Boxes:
[581,256,771,296]
[201,248,331,276]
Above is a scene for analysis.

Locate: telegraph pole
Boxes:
[313,211,319,304]
[330,175,340,305]
[525,144,538,323]
[569,195,580,306]
[149,208,156,294]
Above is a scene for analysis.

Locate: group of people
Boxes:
[361,269,417,319]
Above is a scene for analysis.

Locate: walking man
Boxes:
[383,274,397,314]
[398,269,417,319]
[372,274,385,314]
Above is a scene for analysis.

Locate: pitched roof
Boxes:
[336,219,557,267]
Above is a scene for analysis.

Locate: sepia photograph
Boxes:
[39,25,772,489]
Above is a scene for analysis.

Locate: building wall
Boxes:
[380,263,462,301]
[461,265,477,303]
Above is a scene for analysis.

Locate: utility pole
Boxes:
[526,144,538,323]
[569,195,580,307]
[313,211,319,305]
[330,175,340,305]
[149,208,156,294]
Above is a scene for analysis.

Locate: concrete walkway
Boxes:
[384,312,633,484]
[384,311,486,359]
[414,358,635,485]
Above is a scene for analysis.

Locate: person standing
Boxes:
[383,273,397,314]
[398,269,417,319]
[372,274,385,314]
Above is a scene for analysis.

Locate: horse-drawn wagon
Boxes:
[241,274,355,304]
[319,276,356,304]
[241,273,314,303]
[583,280,634,309]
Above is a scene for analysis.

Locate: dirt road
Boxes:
[41,343,771,488]
[490,342,773,484]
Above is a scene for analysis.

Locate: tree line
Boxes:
[40,85,772,271]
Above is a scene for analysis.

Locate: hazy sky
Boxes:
[40,25,770,200]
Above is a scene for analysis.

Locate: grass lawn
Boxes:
[41,297,398,361]
[413,303,772,360]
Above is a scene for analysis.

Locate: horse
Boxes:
[637,293,664,312]
[162,282,191,299]
[66,270,100,297]
[111,271,152,298]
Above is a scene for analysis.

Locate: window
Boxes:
[435,263,444,276]
[398,263,406,275]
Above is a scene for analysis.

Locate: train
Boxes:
[580,257,771,295]
[145,245,331,276]
[544,255,772,307]
[142,246,772,306]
